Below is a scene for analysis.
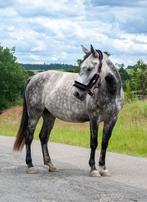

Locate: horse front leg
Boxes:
[99,117,117,176]
[89,118,100,177]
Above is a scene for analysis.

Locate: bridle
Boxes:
[73,50,103,96]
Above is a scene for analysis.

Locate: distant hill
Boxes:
[22,63,79,72]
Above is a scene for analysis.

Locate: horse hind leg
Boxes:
[25,114,40,174]
[39,109,56,172]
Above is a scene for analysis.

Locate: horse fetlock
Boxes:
[44,157,50,165]
[99,166,111,176]
[26,158,33,167]
[89,160,95,168]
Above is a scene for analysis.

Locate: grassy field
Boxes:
[0,100,147,157]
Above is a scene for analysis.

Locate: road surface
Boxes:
[0,136,147,202]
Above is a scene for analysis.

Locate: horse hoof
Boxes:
[99,169,111,177]
[48,163,57,172]
[26,167,37,174]
[89,170,100,177]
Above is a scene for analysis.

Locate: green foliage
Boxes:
[118,60,147,99]
[23,59,81,73]
[23,63,78,72]
[0,45,28,111]
[118,66,130,90]
[128,60,147,99]
[124,81,135,101]
[27,70,35,77]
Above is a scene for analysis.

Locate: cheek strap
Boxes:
[73,73,100,96]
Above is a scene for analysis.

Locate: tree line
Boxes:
[0,45,146,112]
[22,63,79,72]
[118,61,147,100]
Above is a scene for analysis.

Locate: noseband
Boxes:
[73,50,103,96]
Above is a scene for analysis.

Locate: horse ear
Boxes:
[90,44,98,57]
[90,44,95,55]
[81,45,89,54]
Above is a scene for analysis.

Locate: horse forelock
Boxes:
[81,50,103,64]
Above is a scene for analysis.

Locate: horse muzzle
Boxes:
[73,89,86,101]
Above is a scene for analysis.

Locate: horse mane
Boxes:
[106,59,122,92]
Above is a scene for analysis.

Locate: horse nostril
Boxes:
[74,91,80,98]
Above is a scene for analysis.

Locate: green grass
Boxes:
[0,100,147,157]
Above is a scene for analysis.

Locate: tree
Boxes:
[0,45,28,111]
[127,60,147,99]
[118,67,130,90]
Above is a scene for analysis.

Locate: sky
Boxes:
[0,0,147,66]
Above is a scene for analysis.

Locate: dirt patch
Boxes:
[0,106,22,120]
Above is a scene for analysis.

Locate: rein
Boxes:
[73,50,103,96]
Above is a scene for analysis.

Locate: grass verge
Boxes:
[0,100,147,157]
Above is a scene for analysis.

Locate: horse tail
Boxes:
[13,79,30,152]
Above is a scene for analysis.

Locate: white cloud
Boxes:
[0,0,147,66]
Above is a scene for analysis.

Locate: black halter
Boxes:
[73,50,103,96]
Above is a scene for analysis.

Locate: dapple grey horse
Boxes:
[13,45,124,177]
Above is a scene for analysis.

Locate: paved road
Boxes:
[0,136,147,202]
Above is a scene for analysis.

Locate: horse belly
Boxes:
[45,93,89,122]
[53,110,89,122]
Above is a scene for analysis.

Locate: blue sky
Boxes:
[0,0,147,66]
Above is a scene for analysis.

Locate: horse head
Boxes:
[73,44,111,100]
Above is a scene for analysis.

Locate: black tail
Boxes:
[13,80,30,151]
